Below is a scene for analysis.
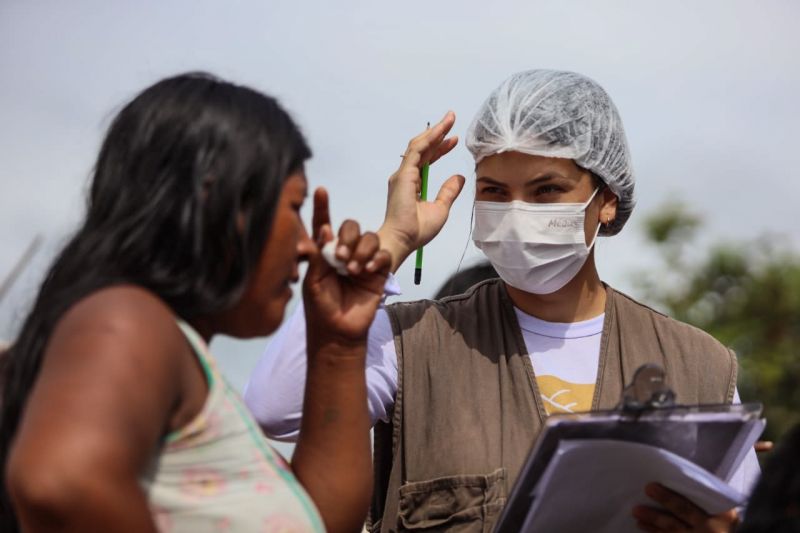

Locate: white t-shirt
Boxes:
[244,275,760,494]
[518,310,604,415]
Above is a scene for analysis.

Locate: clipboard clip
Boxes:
[618,364,676,415]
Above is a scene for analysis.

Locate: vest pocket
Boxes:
[397,468,506,532]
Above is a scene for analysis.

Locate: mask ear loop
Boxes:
[456,197,477,274]
[456,174,482,274]
[587,220,603,250]
[585,187,604,249]
[583,187,601,207]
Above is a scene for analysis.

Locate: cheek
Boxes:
[273,210,304,256]
[260,216,297,278]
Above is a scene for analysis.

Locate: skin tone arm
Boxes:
[6,288,189,532]
[291,188,392,533]
[283,117,462,530]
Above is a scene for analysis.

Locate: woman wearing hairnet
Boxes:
[245,70,759,532]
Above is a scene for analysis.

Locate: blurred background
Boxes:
[1,1,798,452]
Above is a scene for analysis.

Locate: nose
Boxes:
[296,221,315,263]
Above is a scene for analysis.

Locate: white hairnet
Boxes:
[465,70,635,235]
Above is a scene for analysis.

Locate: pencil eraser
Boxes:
[321,239,349,276]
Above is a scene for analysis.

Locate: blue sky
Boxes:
[2,0,799,406]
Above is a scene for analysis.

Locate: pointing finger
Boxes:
[312,187,331,242]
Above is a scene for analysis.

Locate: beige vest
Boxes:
[370,279,737,532]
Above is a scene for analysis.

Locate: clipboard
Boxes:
[494,365,765,532]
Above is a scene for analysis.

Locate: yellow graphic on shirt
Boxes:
[536,375,595,415]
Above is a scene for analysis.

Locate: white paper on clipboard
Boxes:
[519,438,746,533]
[495,403,766,532]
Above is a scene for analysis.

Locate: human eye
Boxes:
[532,183,567,201]
[289,196,306,217]
[479,185,508,198]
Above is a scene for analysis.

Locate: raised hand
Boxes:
[376,111,466,272]
[302,187,392,345]
[294,188,391,532]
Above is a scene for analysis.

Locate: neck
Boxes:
[504,252,607,323]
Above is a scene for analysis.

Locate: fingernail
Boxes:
[348,261,361,274]
[366,260,376,272]
[337,245,349,259]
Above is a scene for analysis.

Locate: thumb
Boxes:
[417,174,466,246]
[434,174,466,211]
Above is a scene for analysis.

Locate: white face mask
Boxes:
[472,188,601,295]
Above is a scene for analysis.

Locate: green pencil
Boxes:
[414,126,430,285]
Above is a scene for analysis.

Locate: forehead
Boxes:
[476,152,583,181]
[283,169,308,193]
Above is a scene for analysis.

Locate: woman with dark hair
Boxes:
[0,72,420,532]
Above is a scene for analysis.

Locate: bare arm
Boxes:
[245,112,463,449]
[6,288,187,532]
[288,117,464,530]
[289,187,390,532]
[245,296,399,442]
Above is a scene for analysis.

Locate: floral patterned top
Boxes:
[141,321,325,532]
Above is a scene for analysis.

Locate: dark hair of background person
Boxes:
[434,261,499,299]
[738,424,800,532]
[0,72,311,530]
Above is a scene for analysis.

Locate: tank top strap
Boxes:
[163,319,219,445]
[175,319,217,390]
[145,320,325,531]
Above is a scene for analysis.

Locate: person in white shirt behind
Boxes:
[246,69,760,533]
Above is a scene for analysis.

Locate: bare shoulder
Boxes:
[46,285,190,386]
[39,284,192,427]
[53,285,184,351]
[10,285,193,498]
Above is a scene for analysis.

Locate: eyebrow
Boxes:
[476,174,566,187]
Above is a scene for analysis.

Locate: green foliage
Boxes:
[643,202,703,246]
[636,203,800,441]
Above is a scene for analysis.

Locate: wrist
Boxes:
[376,226,413,273]
[308,335,367,362]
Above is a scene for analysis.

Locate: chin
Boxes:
[229,307,285,339]
[261,305,288,336]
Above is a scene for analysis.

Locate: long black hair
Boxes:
[0,72,311,528]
